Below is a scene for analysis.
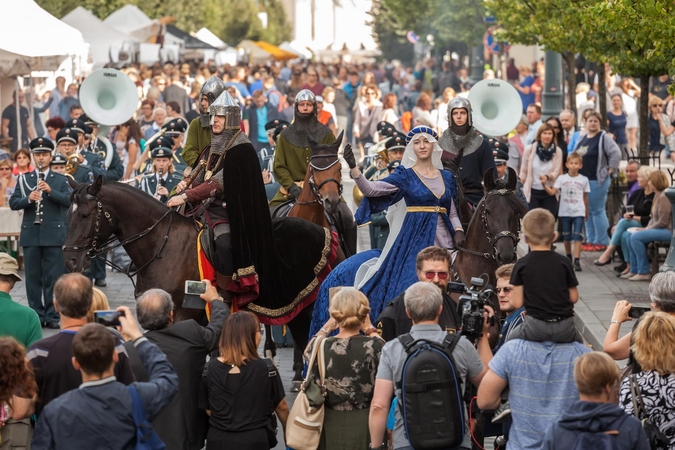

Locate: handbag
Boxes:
[285,336,327,450]
[629,375,669,450]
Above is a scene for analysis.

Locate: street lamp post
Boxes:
[541,50,563,119]
[469,45,484,84]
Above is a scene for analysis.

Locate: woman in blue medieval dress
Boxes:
[344,125,465,315]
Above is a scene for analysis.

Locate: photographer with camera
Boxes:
[376,246,462,341]
[33,310,179,449]
[27,273,136,417]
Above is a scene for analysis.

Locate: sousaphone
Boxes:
[468,79,522,137]
[79,69,139,168]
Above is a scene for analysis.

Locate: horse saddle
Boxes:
[198,223,232,291]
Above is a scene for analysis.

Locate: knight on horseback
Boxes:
[438,97,496,208]
[182,76,227,169]
[270,89,357,256]
[167,91,273,304]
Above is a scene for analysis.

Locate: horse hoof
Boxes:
[291,381,302,392]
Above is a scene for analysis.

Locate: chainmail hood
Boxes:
[282,107,332,148]
[438,127,484,157]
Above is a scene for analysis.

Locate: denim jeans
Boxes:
[561,216,585,242]
[611,218,641,246]
[585,177,611,245]
[625,228,672,274]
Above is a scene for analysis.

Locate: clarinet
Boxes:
[34,161,44,225]
[157,168,167,202]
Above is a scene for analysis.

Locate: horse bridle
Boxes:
[62,194,176,281]
[457,188,521,259]
[296,154,343,206]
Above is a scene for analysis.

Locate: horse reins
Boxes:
[296,154,343,206]
[456,188,521,260]
[63,194,176,284]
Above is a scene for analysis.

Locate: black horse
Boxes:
[63,177,339,388]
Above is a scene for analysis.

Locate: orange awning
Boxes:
[254,41,298,61]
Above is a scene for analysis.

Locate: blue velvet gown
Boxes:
[353,166,459,319]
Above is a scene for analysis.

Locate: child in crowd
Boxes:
[543,152,590,271]
[510,208,581,343]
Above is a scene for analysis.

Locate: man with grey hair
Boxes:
[559,109,576,146]
[127,280,228,450]
[369,281,487,450]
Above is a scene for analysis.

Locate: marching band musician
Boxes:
[138,136,181,203]
[163,118,188,175]
[64,118,106,172]
[9,138,70,329]
[259,119,289,201]
[54,128,104,183]
[80,113,124,181]
[182,76,227,168]
[49,153,67,175]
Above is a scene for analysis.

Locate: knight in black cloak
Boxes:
[438,97,496,206]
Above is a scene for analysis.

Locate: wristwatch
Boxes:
[181,192,188,202]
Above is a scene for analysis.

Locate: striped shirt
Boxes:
[489,339,591,449]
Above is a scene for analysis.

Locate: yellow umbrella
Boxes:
[254,41,298,61]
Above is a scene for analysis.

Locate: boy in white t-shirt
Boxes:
[543,152,590,271]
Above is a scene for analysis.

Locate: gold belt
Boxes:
[407,206,447,213]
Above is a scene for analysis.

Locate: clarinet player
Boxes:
[9,138,71,329]
[139,137,181,203]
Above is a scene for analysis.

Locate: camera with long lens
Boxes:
[450,277,495,344]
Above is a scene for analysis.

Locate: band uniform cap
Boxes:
[377,121,398,138]
[265,119,289,131]
[79,113,96,126]
[163,118,187,136]
[406,125,438,144]
[385,135,406,152]
[51,153,67,165]
[387,160,401,171]
[151,147,171,159]
[56,128,78,145]
[0,253,22,281]
[66,118,86,135]
[84,124,93,137]
[29,137,55,153]
[273,123,289,141]
[489,138,509,164]
[149,136,174,157]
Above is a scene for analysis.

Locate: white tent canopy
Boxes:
[62,7,139,69]
[103,5,162,43]
[193,28,228,49]
[0,0,83,76]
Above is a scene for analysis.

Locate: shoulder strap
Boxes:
[127,385,145,427]
[628,375,644,419]
[304,336,325,384]
[442,333,461,355]
[398,333,416,352]
[264,358,278,378]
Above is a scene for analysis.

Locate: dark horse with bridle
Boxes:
[63,176,338,388]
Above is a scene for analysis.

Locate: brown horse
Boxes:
[455,167,527,290]
[62,177,337,388]
[274,131,353,262]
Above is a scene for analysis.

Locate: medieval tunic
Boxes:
[183,118,213,168]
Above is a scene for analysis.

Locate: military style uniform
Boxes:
[9,138,70,327]
[183,76,227,168]
[55,128,105,183]
[81,114,124,181]
[138,138,182,203]
[259,119,288,201]
[164,118,189,175]
[65,118,106,176]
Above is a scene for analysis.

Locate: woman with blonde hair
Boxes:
[199,311,289,449]
[619,312,675,447]
[310,288,384,450]
[622,170,672,281]
[86,287,111,323]
[0,159,17,206]
[541,352,649,449]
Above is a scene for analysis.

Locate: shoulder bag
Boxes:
[629,374,669,450]
[285,336,327,450]
[128,385,167,450]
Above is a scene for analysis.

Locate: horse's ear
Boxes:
[333,130,344,149]
[506,167,518,191]
[67,176,79,191]
[88,175,103,196]
[306,132,319,149]
[483,167,496,192]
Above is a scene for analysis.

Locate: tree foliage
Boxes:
[368,0,415,64]
[37,0,291,46]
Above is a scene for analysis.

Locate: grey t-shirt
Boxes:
[376,323,484,449]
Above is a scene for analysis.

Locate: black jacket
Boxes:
[126,300,229,450]
[376,291,461,342]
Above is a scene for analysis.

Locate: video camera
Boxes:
[448,277,496,344]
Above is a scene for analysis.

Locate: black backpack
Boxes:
[397,333,464,450]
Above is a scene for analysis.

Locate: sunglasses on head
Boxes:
[495,287,513,294]
[423,271,449,280]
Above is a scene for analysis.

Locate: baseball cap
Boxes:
[0,253,22,281]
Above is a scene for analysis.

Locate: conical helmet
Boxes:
[209,91,241,130]
[200,76,226,106]
[447,97,473,128]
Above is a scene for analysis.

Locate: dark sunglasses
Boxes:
[423,271,449,280]
[495,287,513,294]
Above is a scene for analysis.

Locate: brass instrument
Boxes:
[65,154,80,176]
[34,161,44,225]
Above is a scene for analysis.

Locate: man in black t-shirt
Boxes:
[27,274,135,416]
[1,90,36,151]
[376,246,461,341]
